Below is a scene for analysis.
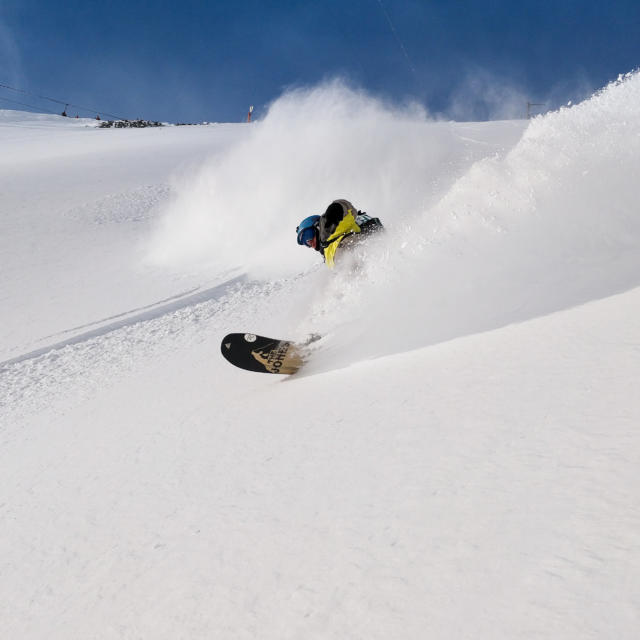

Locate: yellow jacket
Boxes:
[322,212,362,268]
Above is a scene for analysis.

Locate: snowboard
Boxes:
[220,333,307,374]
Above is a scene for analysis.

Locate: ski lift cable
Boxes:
[0,94,60,115]
[375,0,418,77]
[0,81,128,120]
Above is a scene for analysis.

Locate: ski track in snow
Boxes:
[0,276,244,370]
[0,276,302,419]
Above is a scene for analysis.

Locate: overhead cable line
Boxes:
[375,0,418,77]
[0,81,128,120]
[0,94,60,114]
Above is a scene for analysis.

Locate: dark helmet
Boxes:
[296,215,320,246]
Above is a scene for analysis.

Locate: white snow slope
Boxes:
[1,75,639,639]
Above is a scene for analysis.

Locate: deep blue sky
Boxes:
[1,0,639,122]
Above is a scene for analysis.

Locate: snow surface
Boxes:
[1,74,640,638]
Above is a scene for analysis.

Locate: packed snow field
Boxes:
[1,74,639,638]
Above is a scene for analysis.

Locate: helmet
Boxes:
[296,215,320,246]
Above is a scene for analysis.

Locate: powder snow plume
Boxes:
[147,79,503,279]
[310,71,640,366]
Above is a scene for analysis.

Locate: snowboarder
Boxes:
[296,199,383,268]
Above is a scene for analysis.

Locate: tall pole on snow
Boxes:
[527,102,545,119]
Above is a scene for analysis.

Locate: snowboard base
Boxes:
[221,333,306,374]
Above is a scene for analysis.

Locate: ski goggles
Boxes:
[297,225,317,246]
